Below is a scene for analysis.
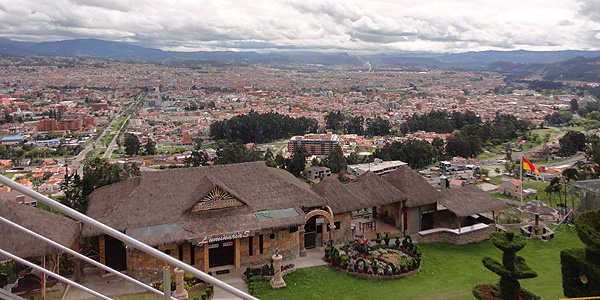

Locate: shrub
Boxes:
[384,232,391,246]
[59,253,75,277]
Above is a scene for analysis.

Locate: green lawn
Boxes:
[254,227,582,300]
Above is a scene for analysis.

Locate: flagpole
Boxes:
[520,156,523,205]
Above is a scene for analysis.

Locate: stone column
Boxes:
[270,249,286,289]
[298,225,307,257]
[172,268,189,300]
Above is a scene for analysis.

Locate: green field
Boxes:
[254,227,582,300]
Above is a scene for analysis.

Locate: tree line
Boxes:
[210,111,318,144]
[324,110,391,136]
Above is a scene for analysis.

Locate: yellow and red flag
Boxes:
[522,157,539,174]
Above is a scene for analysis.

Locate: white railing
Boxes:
[0,175,258,300]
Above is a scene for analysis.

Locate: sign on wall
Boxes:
[193,230,254,246]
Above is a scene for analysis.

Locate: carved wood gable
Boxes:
[192,185,244,212]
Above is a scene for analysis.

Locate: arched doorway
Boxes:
[304,209,335,249]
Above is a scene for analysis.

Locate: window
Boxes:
[178,245,183,261]
[249,236,254,256]
[259,234,264,254]
[190,244,195,265]
[269,233,276,240]
[327,222,340,232]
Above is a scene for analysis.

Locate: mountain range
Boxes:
[1,38,600,80]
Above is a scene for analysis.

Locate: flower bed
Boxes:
[243,263,296,281]
[323,234,422,280]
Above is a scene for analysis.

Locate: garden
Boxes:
[253,226,583,299]
[323,233,422,279]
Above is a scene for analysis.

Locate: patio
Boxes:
[349,216,403,241]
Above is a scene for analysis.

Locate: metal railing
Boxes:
[0,175,258,300]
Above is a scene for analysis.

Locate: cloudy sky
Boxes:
[1,0,599,54]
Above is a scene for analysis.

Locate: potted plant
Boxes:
[384,232,391,246]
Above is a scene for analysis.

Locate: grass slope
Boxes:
[255,227,583,300]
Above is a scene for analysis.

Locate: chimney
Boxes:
[440,175,448,192]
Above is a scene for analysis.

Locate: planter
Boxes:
[473,284,540,300]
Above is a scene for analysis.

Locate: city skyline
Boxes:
[1,0,599,54]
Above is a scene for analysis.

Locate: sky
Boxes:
[1,0,599,54]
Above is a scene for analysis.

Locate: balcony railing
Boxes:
[0,175,257,300]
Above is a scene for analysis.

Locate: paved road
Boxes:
[72,94,144,173]
[102,115,131,159]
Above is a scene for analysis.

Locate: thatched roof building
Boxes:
[83,162,325,246]
[438,185,508,217]
[382,165,440,207]
[311,171,407,213]
[0,198,79,259]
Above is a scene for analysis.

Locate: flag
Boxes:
[522,157,539,174]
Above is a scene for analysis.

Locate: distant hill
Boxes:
[487,56,600,82]
[29,39,168,60]
[1,37,600,74]
[437,49,600,66]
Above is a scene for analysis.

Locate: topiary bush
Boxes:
[561,210,600,297]
[474,231,538,300]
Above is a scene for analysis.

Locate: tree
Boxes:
[325,110,346,132]
[346,116,365,135]
[185,150,209,167]
[559,131,586,157]
[193,137,204,150]
[546,177,564,208]
[366,117,391,136]
[346,152,362,165]
[145,138,156,155]
[324,145,347,174]
[275,153,286,169]
[571,99,579,113]
[288,146,309,176]
[214,140,262,165]
[124,133,141,156]
[59,158,139,213]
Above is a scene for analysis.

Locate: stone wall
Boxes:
[240,228,299,267]
[419,226,494,245]
[333,213,353,244]
[126,243,205,283]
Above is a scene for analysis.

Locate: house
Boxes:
[311,171,407,245]
[382,165,441,235]
[419,185,508,244]
[304,166,332,180]
[82,162,328,282]
[347,159,406,176]
[449,179,466,189]
[501,178,522,197]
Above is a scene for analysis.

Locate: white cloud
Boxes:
[0,0,597,53]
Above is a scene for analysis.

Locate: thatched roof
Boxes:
[351,171,408,203]
[382,165,440,207]
[438,185,508,217]
[311,172,406,213]
[311,177,369,213]
[0,199,79,259]
[83,162,325,246]
[518,199,558,216]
